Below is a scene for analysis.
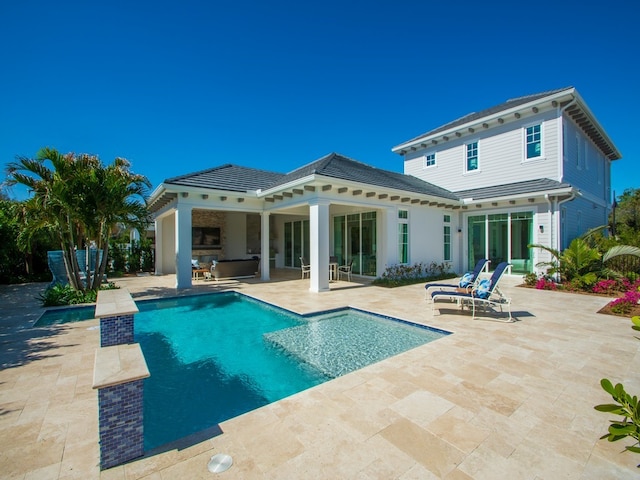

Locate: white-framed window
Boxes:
[466,141,478,172]
[423,153,436,168]
[398,210,408,264]
[443,214,451,261]
[525,124,542,160]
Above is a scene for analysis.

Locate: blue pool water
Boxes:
[35,292,450,451]
[35,305,96,325]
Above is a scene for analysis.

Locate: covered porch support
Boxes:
[175,203,193,289]
[309,199,330,292]
[261,211,270,281]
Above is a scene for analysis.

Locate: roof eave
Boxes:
[392,88,577,154]
[570,90,622,161]
[461,186,576,205]
[258,174,317,196]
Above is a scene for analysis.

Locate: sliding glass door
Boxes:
[333,212,377,276]
[467,211,533,274]
[283,220,309,267]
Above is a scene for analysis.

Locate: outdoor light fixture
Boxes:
[539,225,544,233]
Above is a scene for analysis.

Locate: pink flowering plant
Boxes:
[609,291,640,315]
[592,279,621,295]
[535,277,557,290]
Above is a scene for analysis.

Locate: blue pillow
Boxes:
[475,279,492,299]
[458,272,475,288]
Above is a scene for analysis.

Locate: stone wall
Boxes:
[192,209,225,261]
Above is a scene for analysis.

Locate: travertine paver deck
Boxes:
[0,271,638,479]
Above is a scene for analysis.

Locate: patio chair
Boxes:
[424,258,490,298]
[430,261,512,322]
[300,257,311,279]
[338,258,354,281]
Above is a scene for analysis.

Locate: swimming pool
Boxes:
[36,292,450,450]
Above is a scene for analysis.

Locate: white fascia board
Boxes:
[392,89,576,154]
[148,183,167,204]
[462,186,575,205]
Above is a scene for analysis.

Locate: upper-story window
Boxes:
[423,153,436,168]
[466,142,478,172]
[525,124,542,159]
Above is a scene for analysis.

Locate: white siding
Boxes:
[404,110,561,192]
[561,116,610,205]
[409,206,462,273]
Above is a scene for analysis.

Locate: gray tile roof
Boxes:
[269,153,460,200]
[454,178,572,201]
[397,87,573,147]
[164,164,286,192]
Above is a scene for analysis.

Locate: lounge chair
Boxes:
[430,261,512,322]
[424,258,490,298]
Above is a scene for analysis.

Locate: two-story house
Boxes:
[149,86,621,290]
[393,86,621,275]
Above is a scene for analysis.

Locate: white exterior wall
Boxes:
[561,116,611,205]
[404,110,561,191]
[408,206,462,273]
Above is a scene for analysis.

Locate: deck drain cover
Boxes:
[208,453,233,473]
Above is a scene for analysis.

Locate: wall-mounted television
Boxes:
[192,227,221,249]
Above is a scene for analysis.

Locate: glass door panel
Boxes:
[293,221,302,267]
[333,216,345,265]
[347,214,360,275]
[467,215,486,270]
[361,212,377,276]
[284,222,292,267]
[510,212,533,274]
[488,214,508,270]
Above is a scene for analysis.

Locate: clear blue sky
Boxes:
[1,0,637,201]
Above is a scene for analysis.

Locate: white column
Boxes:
[384,206,398,268]
[309,200,330,292]
[154,218,163,275]
[175,203,193,289]
[261,212,270,281]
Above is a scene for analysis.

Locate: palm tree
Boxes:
[6,148,150,292]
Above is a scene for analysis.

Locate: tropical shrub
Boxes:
[523,272,538,287]
[39,281,120,306]
[595,316,640,467]
[373,261,454,287]
[530,227,640,291]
